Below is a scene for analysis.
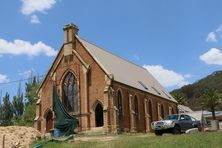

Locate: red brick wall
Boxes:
[112,82,178,132]
[36,37,177,134]
[37,38,108,133]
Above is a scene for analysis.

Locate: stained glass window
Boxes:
[62,72,78,112]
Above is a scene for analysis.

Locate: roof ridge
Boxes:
[79,37,148,72]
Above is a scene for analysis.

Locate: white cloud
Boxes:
[143,65,189,88]
[0,74,9,83]
[30,15,40,24]
[206,32,217,42]
[0,38,57,57]
[20,0,56,23]
[20,0,56,15]
[206,24,222,42]
[200,48,222,65]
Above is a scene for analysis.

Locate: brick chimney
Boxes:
[63,23,79,44]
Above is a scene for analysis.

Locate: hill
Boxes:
[170,70,222,110]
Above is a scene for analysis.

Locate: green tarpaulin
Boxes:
[53,86,78,136]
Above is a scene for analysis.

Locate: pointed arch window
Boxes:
[134,96,139,120]
[161,104,164,119]
[147,100,153,122]
[117,90,123,115]
[62,72,78,113]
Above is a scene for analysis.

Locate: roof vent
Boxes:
[138,81,148,90]
[152,87,161,95]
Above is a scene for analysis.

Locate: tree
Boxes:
[12,94,24,120]
[170,70,222,110]
[201,88,222,120]
[0,103,2,125]
[22,76,40,126]
[172,93,187,105]
[25,76,39,105]
[17,80,22,98]
[0,90,2,125]
[22,103,36,126]
[2,93,13,126]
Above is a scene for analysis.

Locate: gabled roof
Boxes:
[77,36,177,103]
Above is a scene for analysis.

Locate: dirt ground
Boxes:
[0,126,42,148]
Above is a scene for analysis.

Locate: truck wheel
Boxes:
[155,130,163,136]
[173,125,181,134]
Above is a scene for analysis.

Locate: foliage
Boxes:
[171,70,222,110]
[25,76,39,106]
[12,94,24,120]
[0,103,2,124]
[1,93,13,126]
[171,93,187,105]
[22,76,40,126]
[40,132,222,148]
[201,88,222,120]
[0,76,41,126]
[21,103,36,126]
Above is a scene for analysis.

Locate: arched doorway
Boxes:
[95,103,104,127]
[46,110,53,132]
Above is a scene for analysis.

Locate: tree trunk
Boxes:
[211,107,216,120]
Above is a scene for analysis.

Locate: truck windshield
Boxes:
[164,115,179,120]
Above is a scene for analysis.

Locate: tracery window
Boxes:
[63,72,78,112]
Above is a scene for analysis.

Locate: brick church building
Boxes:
[35,23,178,134]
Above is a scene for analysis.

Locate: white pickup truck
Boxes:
[151,114,201,136]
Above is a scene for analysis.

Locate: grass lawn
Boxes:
[36,132,222,148]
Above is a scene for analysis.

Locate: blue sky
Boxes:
[0,0,222,97]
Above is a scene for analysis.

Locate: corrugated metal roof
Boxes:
[77,36,177,103]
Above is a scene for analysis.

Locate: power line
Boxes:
[0,63,79,85]
[0,75,45,85]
